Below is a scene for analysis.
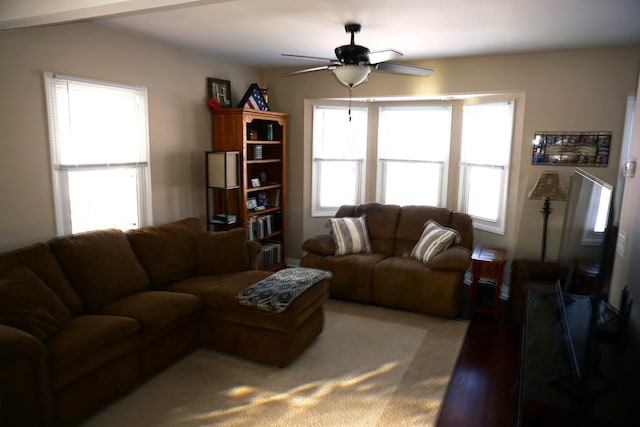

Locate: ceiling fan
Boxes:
[282,23,433,88]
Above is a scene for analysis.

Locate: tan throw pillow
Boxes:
[0,266,71,341]
[329,216,372,255]
[197,228,249,275]
[411,220,461,265]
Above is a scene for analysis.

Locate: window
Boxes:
[377,106,452,206]
[459,101,514,234]
[581,183,612,244]
[44,72,152,235]
[312,105,367,216]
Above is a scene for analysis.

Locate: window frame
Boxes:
[376,105,452,207]
[43,72,152,235]
[458,100,515,235]
[311,104,368,216]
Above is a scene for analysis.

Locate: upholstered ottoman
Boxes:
[167,268,330,367]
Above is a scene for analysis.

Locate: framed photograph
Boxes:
[246,198,257,210]
[257,191,268,207]
[531,131,611,166]
[251,178,261,188]
[207,78,232,108]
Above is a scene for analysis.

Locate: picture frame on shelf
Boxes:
[207,78,232,108]
[237,83,270,110]
[251,178,261,188]
[257,191,268,207]
[246,198,257,210]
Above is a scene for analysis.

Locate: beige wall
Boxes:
[1,20,639,281]
[263,48,640,262]
[610,73,640,352]
[0,21,261,251]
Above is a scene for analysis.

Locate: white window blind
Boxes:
[459,101,514,234]
[44,72,152,234]
[377,106,452,206]
[312,105,368,216]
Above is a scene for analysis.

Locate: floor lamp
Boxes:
[528,171,569,261]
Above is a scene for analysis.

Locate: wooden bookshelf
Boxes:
[212,108,288,270]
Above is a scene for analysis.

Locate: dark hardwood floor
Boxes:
[437,293,521,427]
[437,286,640,427]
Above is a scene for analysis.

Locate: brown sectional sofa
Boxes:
[0,218,328,427]
[301,203,473,318]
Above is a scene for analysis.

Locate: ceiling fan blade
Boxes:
[282,53,338,63]
[282,65,335,77]
[368,49,403,64]
[374,62,433,76]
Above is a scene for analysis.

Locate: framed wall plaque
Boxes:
[531,131,611,166]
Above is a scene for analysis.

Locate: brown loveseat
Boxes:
[300,203,473,318]
[0,218,328,427]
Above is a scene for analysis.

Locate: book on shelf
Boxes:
[246,213,281,240]
[213,214,237,224]
[269,188,281,207]
[261,240,282,268]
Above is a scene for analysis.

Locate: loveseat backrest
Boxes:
[449,211,474,250]
[336,203,401,256]
[394,206,456,256]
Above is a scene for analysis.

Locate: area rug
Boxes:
[82,300,469,427]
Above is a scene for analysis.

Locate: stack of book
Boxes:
[247,213,281,240]
[262,241,282,268]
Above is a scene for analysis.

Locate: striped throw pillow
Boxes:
[329,216,372,255]
[411,220,461,264]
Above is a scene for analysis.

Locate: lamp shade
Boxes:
[332,65,370,88]
[207,151,239,188]
[528,171,569,201]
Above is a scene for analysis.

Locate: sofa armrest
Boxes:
[247,240,262,270]
[302,234,335,256]
[430,246,472,272]
[0,324,55,426]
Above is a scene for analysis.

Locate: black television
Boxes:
[555,167,617,395]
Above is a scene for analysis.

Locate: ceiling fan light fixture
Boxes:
[333,65,370,88]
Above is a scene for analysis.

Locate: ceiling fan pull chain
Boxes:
[348,87,352,121]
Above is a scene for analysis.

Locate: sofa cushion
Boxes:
[0,266,71,341]
[237,267,332,313]
[0,251,21,273]
[168,270,328,333]
[13,243,84,314]
[329,216,372,255]
[394,206,454,256]
[100,291,202,334]
[411,220,461,265]
[352,203,401,255]
[126,218,202,288]
[46,314,140,390]
[372,256,463,318]
[48,229,150,313]
[197,228,249,274]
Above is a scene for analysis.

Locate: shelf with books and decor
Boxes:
[212,108,288,271]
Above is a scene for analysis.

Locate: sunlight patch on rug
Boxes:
[82,300,468,427]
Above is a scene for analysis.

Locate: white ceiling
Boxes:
[3,0,640,69]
